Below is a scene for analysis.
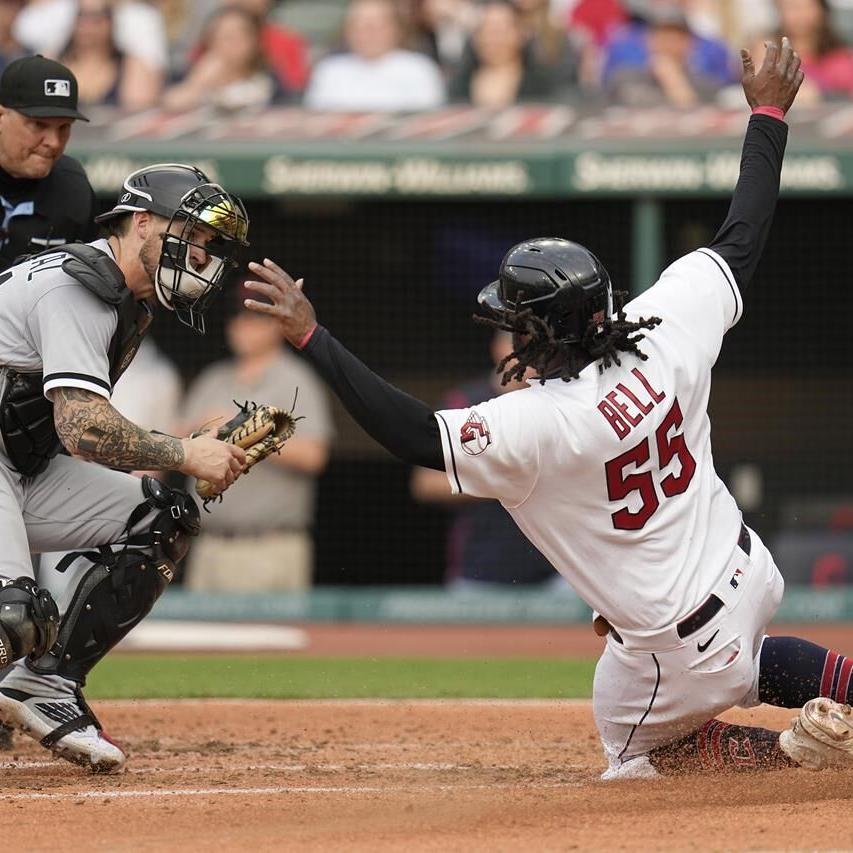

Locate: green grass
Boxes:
[86,655,597,700]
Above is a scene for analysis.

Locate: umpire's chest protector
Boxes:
[0,244,152,477]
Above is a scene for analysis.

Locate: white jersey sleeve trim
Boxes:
[695,248,743,327]
[43,372,111,400]
[435,411,463,495]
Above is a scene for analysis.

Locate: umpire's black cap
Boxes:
[0,55,89,122]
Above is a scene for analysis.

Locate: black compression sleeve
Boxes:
[301,325,445,470]
[709,113,789,291]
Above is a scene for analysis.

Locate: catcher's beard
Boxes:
[139,232,160,287]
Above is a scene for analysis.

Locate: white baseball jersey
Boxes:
[436,248,744,632]
[0,239,118,400]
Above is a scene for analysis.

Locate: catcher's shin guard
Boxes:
[29,478,200,683]
[0,578,59,664]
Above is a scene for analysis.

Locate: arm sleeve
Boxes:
[301,326,443,469]
[708,113,788,290]
[27,284,116,399]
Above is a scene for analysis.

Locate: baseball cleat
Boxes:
[0,685,125,773]
[779,698,853,770]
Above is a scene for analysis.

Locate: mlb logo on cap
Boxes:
[0,55,88,121]
[45,80,71,97]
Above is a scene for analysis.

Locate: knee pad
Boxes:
[125,476,201,575]
[0,577,59,664]
[29,477,201,684]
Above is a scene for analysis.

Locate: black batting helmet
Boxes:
[477,237,614,343]
[96,163,249,334]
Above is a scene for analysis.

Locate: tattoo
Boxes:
[60,387,96,402]
[78,427,107,455]
[51,387,185,471]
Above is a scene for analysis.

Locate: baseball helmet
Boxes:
[478,238,614,343]
[96,163,249,333]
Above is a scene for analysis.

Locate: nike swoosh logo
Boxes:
[697,630,719,653]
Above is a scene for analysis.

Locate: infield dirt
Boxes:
[1,699,851,852]
[4,621,853,852]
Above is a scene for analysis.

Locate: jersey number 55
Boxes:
[604,398,696,531]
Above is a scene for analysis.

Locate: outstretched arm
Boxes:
[709,37,804,290]
[243,260,445,470]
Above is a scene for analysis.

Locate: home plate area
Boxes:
[2,699,852,852]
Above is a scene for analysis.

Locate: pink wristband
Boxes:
[295,323,318,350]
[752,106,786,121]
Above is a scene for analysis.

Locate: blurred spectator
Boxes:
[163,6,287,112]
[448,0,557,107]
[157,0,216,74]
[174,0,310,90]
[515,0,579,87]
[567,0,628,89]
[305,0,445,111]
[231,0,310,91]
[414,0,478,73]
[411,331,565,589]
[0,1,25,72]
[772,0,853,101]
[58,0,163,110]
[602,2,736,107]
[13,0,168,89]
[681,0,776,46]
[180,283,333,592]
[568,0,627,46]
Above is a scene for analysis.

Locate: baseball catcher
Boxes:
[0,163,249,772]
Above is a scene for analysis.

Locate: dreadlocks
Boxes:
[474,291,662,386]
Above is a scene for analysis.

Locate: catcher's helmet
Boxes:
[478,238,614,343]
[96,163,249,334]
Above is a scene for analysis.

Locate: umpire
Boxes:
[0,54,95,270]
[0,54,93,750]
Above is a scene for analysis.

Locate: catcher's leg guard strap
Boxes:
[28,550,168,683]
[0,578,59,664]
[124,476,201,568]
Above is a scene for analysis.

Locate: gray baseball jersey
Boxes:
[0,239,118,400]
[0,239,154,610]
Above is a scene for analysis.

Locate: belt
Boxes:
[611,523,751,645]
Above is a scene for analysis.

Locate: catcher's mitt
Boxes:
[195,398,302,507]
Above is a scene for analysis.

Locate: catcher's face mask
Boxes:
[155,183,250,334]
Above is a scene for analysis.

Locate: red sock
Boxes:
[649,719,793,773]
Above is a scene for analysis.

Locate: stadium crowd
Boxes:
[2,0,853,112]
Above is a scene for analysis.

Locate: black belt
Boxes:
[611,523,751,645]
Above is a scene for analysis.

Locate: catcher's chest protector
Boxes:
[0,246,152,477]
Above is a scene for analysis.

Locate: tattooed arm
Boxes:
[50,386,185,470]
[49,386,247,490]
